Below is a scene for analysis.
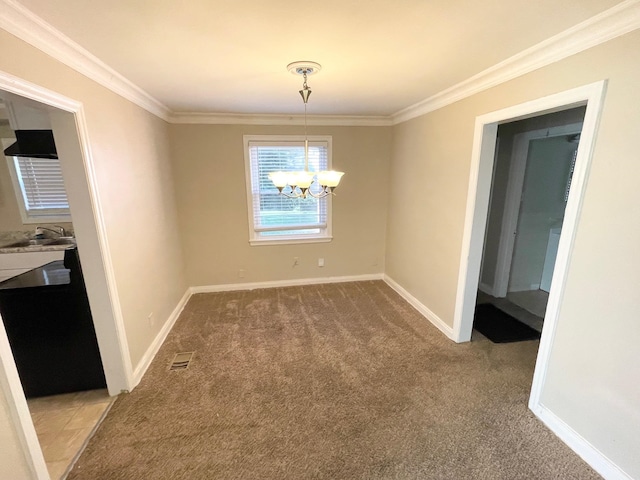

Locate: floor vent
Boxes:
[169,352,194,371]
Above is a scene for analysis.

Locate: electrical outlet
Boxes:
[318,258,325,267]
[293,257,299,267]
[147,312,154,326]
[238,269,246,278]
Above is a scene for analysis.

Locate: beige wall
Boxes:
[386,30,640,477]
[170,124,391,286]
[0,18,186,430]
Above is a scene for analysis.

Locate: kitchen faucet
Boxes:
[35,225,67,237]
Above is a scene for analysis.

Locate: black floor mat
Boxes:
[473,303,541,343]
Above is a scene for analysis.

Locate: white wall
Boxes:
[386,30,640,478]
[509,136,576,292]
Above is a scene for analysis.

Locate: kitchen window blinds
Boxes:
[11,156,70,220]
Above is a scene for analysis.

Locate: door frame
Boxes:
[0,70,133,478]
[492,122,584,298]
[452,81,606,406]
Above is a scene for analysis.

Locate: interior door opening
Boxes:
[0,71,132,479]
[0,91,114,480]
[475,107,586,339]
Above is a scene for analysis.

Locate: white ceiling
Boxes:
[14,0,624,116]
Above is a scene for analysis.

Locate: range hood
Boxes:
[3,130,58,159]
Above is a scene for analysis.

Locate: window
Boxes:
[244,135,333,245]
[5,150,70,223]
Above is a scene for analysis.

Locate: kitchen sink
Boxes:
[46,238,77,246]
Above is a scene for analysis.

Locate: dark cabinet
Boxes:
[0,247,106,398]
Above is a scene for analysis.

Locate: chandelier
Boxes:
[268,61,344,198]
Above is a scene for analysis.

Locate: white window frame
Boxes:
[243,134,333,246]
[2,138,71,224]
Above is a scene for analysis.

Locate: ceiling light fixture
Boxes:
[268,61,344,198]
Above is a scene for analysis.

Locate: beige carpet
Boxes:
[68,281,599,479]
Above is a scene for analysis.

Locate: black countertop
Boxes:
[0,260,70,290]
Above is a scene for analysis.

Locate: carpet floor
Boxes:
[68,281,600,480]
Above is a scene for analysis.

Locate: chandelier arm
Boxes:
[306,188,333,199]
[280,191,299,199]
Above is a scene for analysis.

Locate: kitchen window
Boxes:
[4,140,70,223]
[243,135,333,245]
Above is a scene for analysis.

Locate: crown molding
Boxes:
[391,0,640,125]
[1,0,638,127]
[0,0,171,121]
[168,112,392,126]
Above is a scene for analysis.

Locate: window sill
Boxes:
[249,236,333,246]
[21,214,72,224]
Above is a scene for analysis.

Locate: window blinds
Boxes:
[248,141,328,237]
[13,157,69,212]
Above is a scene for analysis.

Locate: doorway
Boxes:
[452,81,606,415]
[0,71,131,479]
[477,110,585,332]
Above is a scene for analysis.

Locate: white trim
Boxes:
[249,236,333,246]
[453,120,499,342]
[131,288,192,387]
[507,284,541,293]
[532,405,634,480]
[391,0,640,124]
[72,104,134,391]
[191,273,384,294]
[1,0,637,126]
[383,275,456,341]
[0,316,48,479]
[528,81,607,406]
[493,132,529,297]
[0,0,170,120]
[169,112,393,126]
[493,123,583,297]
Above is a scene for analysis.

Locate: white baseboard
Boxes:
[190,273,384,294]
[131,288,192,387]
[478,282,494,296]
[383,274,455,340]
[508,283,541,293]
[532,404,633,480]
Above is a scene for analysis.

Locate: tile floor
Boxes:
[28,389,114,480]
